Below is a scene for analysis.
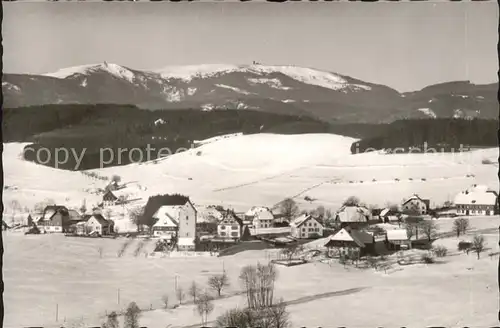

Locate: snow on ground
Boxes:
[3,134,498,223]
[4,215,499,328]
[417,107,437,118]
[215,84,253,95]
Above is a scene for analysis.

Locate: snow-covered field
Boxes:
[3,133,498,227]
[3,215,499,328]
[2,132,499,327]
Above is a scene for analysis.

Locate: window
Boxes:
[232,225,239,230]
[302,228,306,232]
[220,232,226,236]
[231,232,238,237]
[220,225,226,230]
[314,223,317,227]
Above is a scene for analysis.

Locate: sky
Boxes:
[3,2,498,92]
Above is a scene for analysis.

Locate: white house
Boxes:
[386,229,411,250]
[401,194,430,215]
[290,214,323,239]
[335,205,373,228]
[151,206,179,240]
[84,214,114,236]
[150,195,197,251]
[454,185,498,216]
[217,211,244,240]
[245,206,274,229]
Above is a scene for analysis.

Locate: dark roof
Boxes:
[220,211,244,226]
[103,190,118,200]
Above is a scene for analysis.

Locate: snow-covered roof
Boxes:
[245,206,271,216]
[152,205,181,227]
[454,186,498,206]
[386,229,408,241]
[197,206,224,223]
[326,228,373,247]
[336,206,371,223]
[379,208,390,217]
[402,194,429,205]
[290,214,319,228]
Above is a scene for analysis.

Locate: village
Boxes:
[4,174,499,264]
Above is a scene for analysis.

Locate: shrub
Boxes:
[433,245,448,257]
[421,254,435,263]
[482,158,494,164]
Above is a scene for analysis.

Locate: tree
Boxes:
[80,199,87,214]
[208,273,230,297]
[111,174,122,185]
[123,302,141,328]
[280,243,304,262]
[176,286,185,304]
[196,292,215,325]
[188,281,200,302]
[420,220,438,241]
[128,206,143,232]
[453,218,470,237]
[265,298,291,328]
[279,198,299,221]
[103,311,119,328]
[216,308,257,328]
[472,234,486,259]
[10,199,21,224]
[343,196,360,207]
[311,206,326,219]
[404,222,415,240]
[161,294,169,309]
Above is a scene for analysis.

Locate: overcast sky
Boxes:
[3,2,498,92]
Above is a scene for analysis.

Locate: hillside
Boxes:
[351,118,499,154]
[3,104,385,170]
[3,63,497,123]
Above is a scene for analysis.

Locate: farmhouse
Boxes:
[148,195,197,251]
[289,214,324,239]
[324,227,375,257]
[36,205,80,233]
[454,185,499,216]
[386,229,411,251]
[151,206,179,240]
[378,208,400,223]
[102,185,142,207]
[83,214,114,236]
[401,194,430,215]
[217,211,248,241]
[245,206,274,229]
[334,205,373,228]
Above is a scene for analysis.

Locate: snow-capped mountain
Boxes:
[3,63,497,123]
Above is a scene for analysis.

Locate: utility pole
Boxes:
[117,288,120,305]
[56,303,59,322]
[175,275,178,291]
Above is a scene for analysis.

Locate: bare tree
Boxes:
[111,174,122,185]
[265,298,291,328]
[404,222,415,240]
[472,234,486,259]
[279,198,299,221]
[102,311,119,328]
[196,292,215,325]
[161,294,169,309]
[208,273,230,297]
[280,243,304,262]
[176,287,185,305]
[128,206,144,232]
[343,196,360,207]
[188,281,200,303]
[10,199,21,225]
[420,220,438,241]
[453,218,470,238]
[312,206,325,219]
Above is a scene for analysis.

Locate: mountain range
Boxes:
[3,63,497,123]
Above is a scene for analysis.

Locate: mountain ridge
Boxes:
[3,62,497,123]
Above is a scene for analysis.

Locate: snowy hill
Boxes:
[3,133,498,231]
[4,63,496,123]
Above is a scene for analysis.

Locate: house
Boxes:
[148,195,197,251]
[386,229,411,250]
[334,205,373,228]
[454,185,499,216]
[83,213,114,235]
[36,205,73,233]
[401,194,430,215]
[245,206,274,229]
[217,210,246,240]
[378,208,400,223]
[151,206,179,241]
[290,214,324,239]
[324,226,375,257]
[102,185,142,207]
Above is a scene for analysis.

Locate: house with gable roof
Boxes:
[146,194,197,251]
[245,206,274,229]
[401,194,430,215]
[83,213,114,236]
[334,205,374,229]
[217,210,249,241]
[290,213,324,239]
[36,205,83,233]
[324,226,375,257]
[454,184,499,216]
